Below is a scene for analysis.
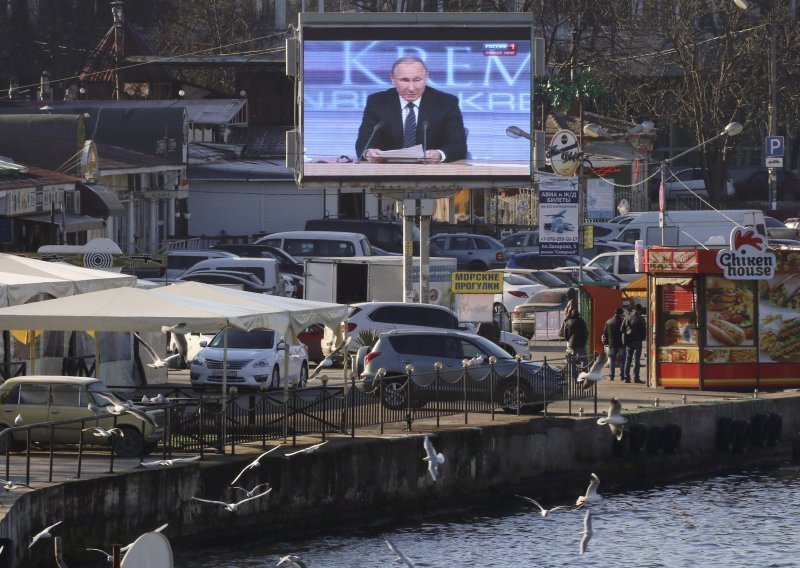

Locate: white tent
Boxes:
[0,254,136,297]
[0,272,74,306]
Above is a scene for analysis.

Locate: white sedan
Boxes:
[493,273,547,325]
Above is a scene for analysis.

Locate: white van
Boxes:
[254,231,372,261]
[615,210,767,247]
[585,251,639,282]
[180,258,286,296]
[165,249,238,280]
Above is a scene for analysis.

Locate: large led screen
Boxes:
[300,25,532,185]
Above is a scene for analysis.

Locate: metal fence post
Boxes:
[405,364,414,432]
[321,378,328,442]
[434,362,442,429]
[489,356,496,421]
[462,359,470,425]
[376,368,386,436]
[515,356,522,417]
[351,373,357,438]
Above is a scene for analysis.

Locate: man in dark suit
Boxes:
[355,56,467,163]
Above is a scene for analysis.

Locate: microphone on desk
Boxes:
[359,121,385,161]
[422,121,429,164]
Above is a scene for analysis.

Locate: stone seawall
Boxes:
[5,394,799,567]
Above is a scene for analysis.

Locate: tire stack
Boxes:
[715,413,782,453]
[621,422,682,455]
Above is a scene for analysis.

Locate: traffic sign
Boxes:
[765,136,785,157]
[765,157,783,168]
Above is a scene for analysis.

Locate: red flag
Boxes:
[658,179,665,213]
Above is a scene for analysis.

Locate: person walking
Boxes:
[621,304,646,384]
[601,307,625,381]
[562,311,589,368]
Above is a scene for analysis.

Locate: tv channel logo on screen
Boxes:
[483,42,518,56]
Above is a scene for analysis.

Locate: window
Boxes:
[418,308,459,329]
[389,335,448,357]
[619,254,636,274]
[0,385,21,404]
[474,238,491,250]
[451,237,472,251]
[51,385,84,407]
[211,330,275,349]
[502,234,527,247]
[460,339,483,359]
[18,384,50,405]
[591,256,615,271]
[619,228,640,244]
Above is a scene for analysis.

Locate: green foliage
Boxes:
[540,69,610,111]
[355,329,380,349]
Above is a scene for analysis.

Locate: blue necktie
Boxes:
[403,102,416,147]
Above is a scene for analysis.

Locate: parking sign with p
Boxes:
[765,136,784,157]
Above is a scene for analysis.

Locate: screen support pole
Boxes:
[402,202,416,303]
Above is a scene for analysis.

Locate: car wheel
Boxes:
[467,260,488,271]
[381,377,408,410]
[270,366,281,388]
[113,425,144,458]
[297,363,308,388]
[497,379,540,414]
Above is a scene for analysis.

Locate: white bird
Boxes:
[0,479,33,491]
[386,539,415,567]
[422,436,445,482]
[229,446,282,486]
[14,414,22,426]
[28,520,62,549]
[93,393,157,428]
[192,488,272,513]
[86,548,113,563]
[134,332,182,369]
[577,351,608,390]
[142,393,168,405]
[82,426,124,439]
[232,483,270,498]
[516,495,575,517]
[285,441,328,457]
[141,455,201,467]
[580,510,592,555]
[276,554,307,567]
[120,523,168,553]
[576,473,602,506]
[597,398,628,441]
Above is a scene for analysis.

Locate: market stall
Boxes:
[645,228,800,390]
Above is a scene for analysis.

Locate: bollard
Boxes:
[489,356,497,421]
[405,364,414,432]
[462,359,470,424]
[433,362,442,429]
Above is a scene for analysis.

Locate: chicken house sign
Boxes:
[715,227,776,280]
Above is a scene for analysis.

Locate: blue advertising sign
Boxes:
[538,177,579,256]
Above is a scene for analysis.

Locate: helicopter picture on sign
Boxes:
[538,177,579,256]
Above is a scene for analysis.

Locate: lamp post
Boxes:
[735,0,778,210]
[657,122,744,244]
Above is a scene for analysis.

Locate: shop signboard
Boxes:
[538,176,578,255]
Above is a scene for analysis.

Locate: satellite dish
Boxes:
[121,532,173,568]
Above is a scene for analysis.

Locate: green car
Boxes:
[0,376,164,458]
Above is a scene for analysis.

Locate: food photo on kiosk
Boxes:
[644,226,800,390]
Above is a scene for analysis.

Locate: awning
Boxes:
[77,183,124,218]
[20,213,105,232]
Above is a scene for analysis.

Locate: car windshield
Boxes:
[209,329,275,349]
[765,217,785,228]
[526,271,566,287]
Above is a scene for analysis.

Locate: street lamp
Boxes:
[658,122,743,244]
[734,0,778,210]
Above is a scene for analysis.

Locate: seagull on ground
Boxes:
[576,473,602,506]
[0,479,33,491]
[422,436,445,482]
[141,393,168,404]
[232,483,270,498]
[577,351,608,390]
[597,398,628,441]
[120,523,168,553]
[133,332,182,369]
[14,414,22,425]
[82,426,124,439]
[285,441,328,457]
[580,510,592,555]
[141,455,201,467]
[192,488,272,513]
[86,548,113,563]
[229,446,282,486]
[516,495,575,517]
[28,520,62,549]
[277,554,307,567]
[386,539,415,567]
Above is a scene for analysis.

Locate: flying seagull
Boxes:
[580,510,592,555]
[14,414,22,426]
[385,539,415,567]
[516,495,575,517]
[232,483,270,499]
[309,336,352,380]
[28,520,62,549]
[576,473,602,506]
[192,488,272,512]
[133,332,182,369]
[120,523,168,553]
[86,548,113,563]
[577,351,608,390]
[82,426,124,439]
[285,441,328,457]
[141,455,201,467]
[229,445,282,486]
[422,436,445,482]
[93,393,157,428]
[597,398,628,441]
[0,479,33,491]
[276,554,307,567]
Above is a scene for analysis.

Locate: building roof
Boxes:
[187,159,292,182]
[229,125,289,158]
[0,165,79,191]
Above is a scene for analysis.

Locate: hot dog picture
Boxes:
[708,318,745,346]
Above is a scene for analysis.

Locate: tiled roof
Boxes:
[0,165,80,190]
[228,125,289,158]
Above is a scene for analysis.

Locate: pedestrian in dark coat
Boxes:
[601,307,625,381]
[621,304,646,383]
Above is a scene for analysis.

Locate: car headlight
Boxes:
[193,354,207,366]
[252,358,271,368]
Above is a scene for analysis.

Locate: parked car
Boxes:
[511,288,572,338]
[357,329,561,412]
[734,169,800,200]
[322,301,530,361]
[493,268,568,289]
[174,270,274,294]
[765,216,798,240]
[506,253,586,270]
[0,376,164,457]
[550,266,621,288]
[581,239,633,260]
[255,231,372,260]
[180,258,286,296]
[190,329,308,388]
[784,218,800,230]
[429,233,507,270]
[164,249,237,280]
[210,243,304,276]
[304,218,417,254]
[648,167,734,200]
[493,273,547,322]
[585,251,640,283]
[500,230,539,255]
